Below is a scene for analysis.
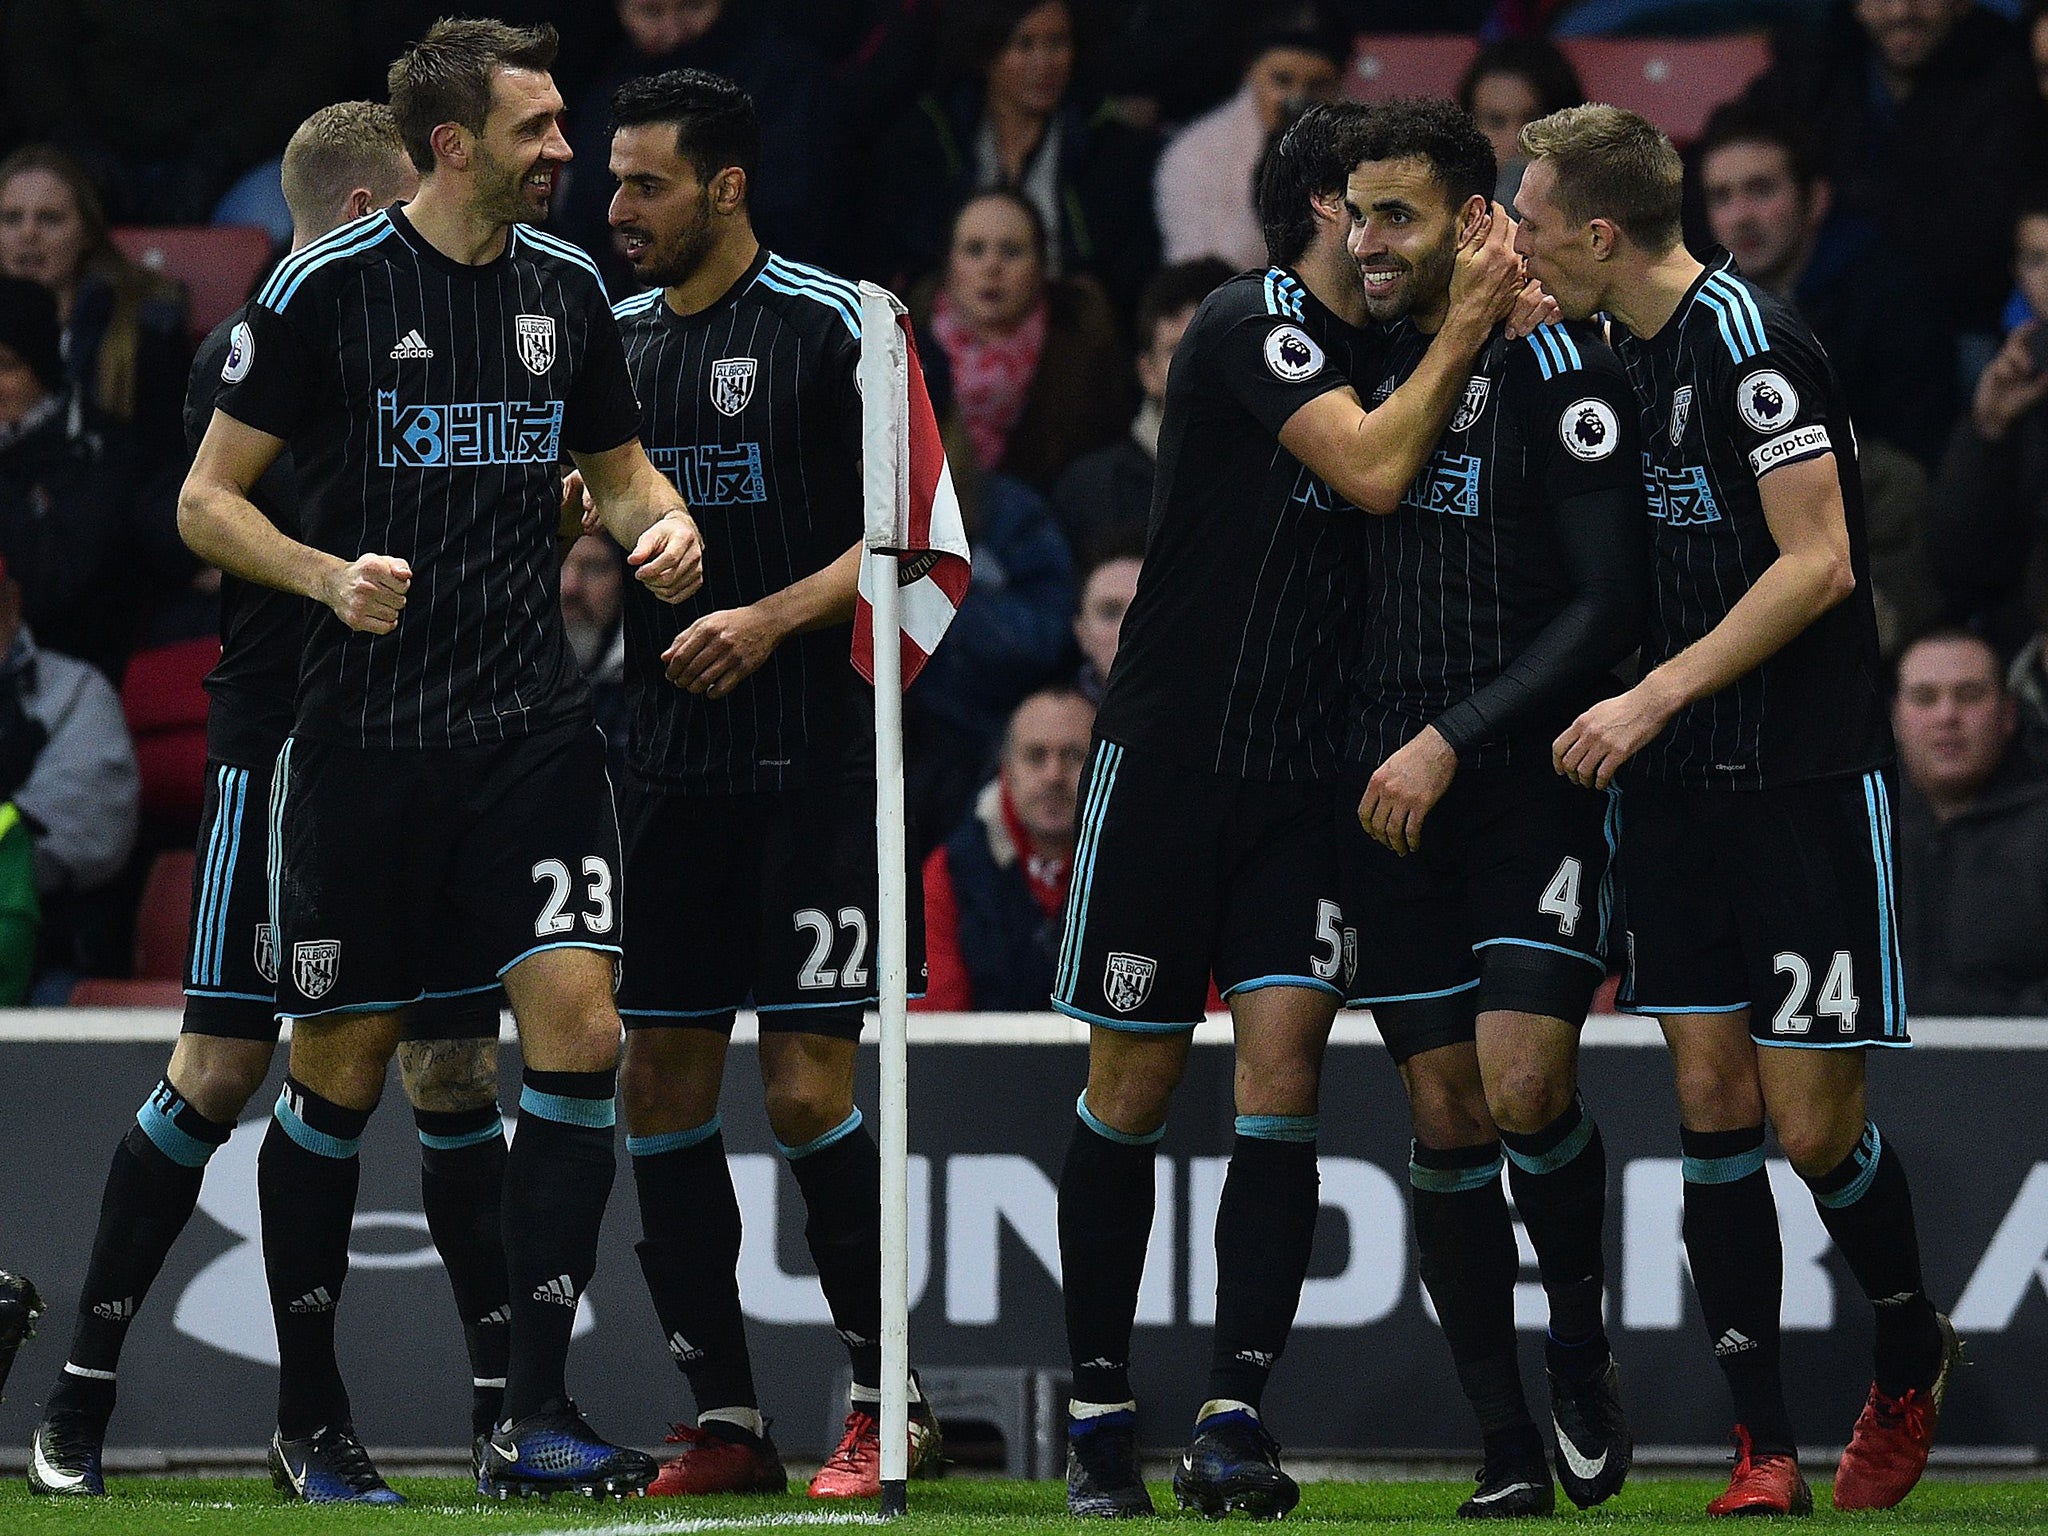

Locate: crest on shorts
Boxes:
[1669,384,1693,445]
[1341,926,1358,990]
[710,357,757,416]
[1103,952,1156,1014]
[515,314,556,376]
[1450,375,1491,433]
[254,923,278,986]
[293,940,340,1000]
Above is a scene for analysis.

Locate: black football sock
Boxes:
[1207,1118,1319,1413]
[261,1077,370,1438]
[501,1070,616,1424]
[1801,1121,1942,1398]
[630,1116,758,1414]
[1059,1093,1160,1406]
[49,1079,234,1425]
[416,1103,511,1437]
[1410,1139,1537,1462]
[784,1110,884,1390]
[1681,1124,1796,1456]
[1501,1094,1611,1377]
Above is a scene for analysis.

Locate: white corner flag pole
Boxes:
[858,283,912,1517]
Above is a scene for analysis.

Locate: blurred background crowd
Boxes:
[0,0,2045,1015]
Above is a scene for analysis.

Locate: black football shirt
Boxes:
[1346,318,1642,771]
[188,304,302,767]
[1093,267,1379,781]
[215,205,641,749]
[1612,252,1890,789]
[612,248,872,795]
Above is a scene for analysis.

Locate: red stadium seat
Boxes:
[1560,35,1772,145]
[122,636,217,837]
[109,225,275,343]
[132,848,196,982]
[1344,34,1480,104]
[69,978,186,1008]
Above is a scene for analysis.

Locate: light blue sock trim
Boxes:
[273,1090,361,1160]
[1076,1092,1164,1146]
[1811,1122,1884,1209]
[1234,1113,1318,1143]
[627,1116,723,1157]
[1683,1147,1767,1184]
[1408,1140,1503,1193]
[1502,1102,1595,1175]
[418,1115,504,1152]
[518,1083,618,1129]
[136,1095,216,1169]
[778,1107,862,1160]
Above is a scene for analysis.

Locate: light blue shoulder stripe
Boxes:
[1696,286,1758,364]
[1707,273,1767,357]
[268,222,398,312]
[1263,268,1304,320]
[515,225,609,298]
[1527,326,1568,379]
[767,254,860,304]
[611,289,665,320]
[256,211,391,308]
[1550,324,1582,370]
[1276,274,1306,320]
[755,263,859,337]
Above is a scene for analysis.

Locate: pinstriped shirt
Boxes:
[1612,252,1890,789]
[1093,267,1379,781]
[215,205,642,749]
[613,249,872,795]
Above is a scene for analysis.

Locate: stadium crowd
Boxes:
[0,0,2043,1013]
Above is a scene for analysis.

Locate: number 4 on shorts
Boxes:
[1539,857,1582,937]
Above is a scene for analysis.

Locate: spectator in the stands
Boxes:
[1153,7,1345,272]
[0,277,158,683]
[0,147,191,465]
[1071,542,1140,704]
[559,0,845,286]
[1741,0,2032,338]
[865,0,1160,318]
[1929,196,2048,653]
[1892,629,2048,1016]
[562,532,630,781]
[913,189,1129,492]
[916,684,1093,1011]
[2,0,351,225]
[1457,36,1582,207]
[1694,101,1955,467]
[1051,256,1228,556]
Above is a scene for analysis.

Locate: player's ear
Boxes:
[1587,216,1618,263]
[1309,188,1345,228]
[430,121,469,172]
[1455,195,1488,244]
[712,165,747,215]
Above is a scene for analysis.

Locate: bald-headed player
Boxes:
[30,103,513,1505]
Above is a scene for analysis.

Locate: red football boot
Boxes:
[1706,1425,1813,1517]
[1832,1314,1961,1511]
[806,1405,943,1499]
[647,1420,788,1497]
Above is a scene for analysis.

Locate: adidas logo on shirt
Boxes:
[389,328,433,360]
[1714,1328,1757,1357]
[532,1274,577,1308]
[288,1286,336,1314]
[91,1297,136,1321]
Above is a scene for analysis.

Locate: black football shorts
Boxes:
[1615,769,1910,1048]
[1051,739,1346,1031]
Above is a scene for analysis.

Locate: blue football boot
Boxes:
[269,1422,404,1504]
[476,1398,657,1500]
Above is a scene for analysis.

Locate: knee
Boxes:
[173,1049,271,1123]
[1771,1107,1859,1178]
[764,1075,854,1150]
[1673,1057,1763,1131]
[1083,1067,1177,1139]
[1404,1065,1494,1148]
[1485,1065,1572,1138]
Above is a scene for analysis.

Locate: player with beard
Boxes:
[179,20,705,1501]
[596,69,936,1499]
[1516,105,1956,1515]
[1333,99,1647,1520]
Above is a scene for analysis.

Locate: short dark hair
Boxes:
[1135,258,1232,350]
[1256,99,1372,267]
[1348,97,1496,211]
[938,0,1076,87]
[1239,3,1349,72]
[1895,626,2005,692]
[1694,100,1820,191]
[950,187,1049,263]
[1456,37,1585,123]
[387,18,560,174]
[611,69,761,188]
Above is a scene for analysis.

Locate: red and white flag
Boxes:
[852,283,970,687]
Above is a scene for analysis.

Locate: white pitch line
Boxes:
[519,1509,883,1536]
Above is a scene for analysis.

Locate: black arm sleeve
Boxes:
[1432,481,1648,755]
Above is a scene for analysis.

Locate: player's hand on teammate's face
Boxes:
[1449,201,1525,331]
[662,605,781,695]
[629,511,705,603]
[560,469,600,538]
[1359,725,1458,857]
[322,553,411,634]
[1502,280,1560,341]
[1553,684,1673,790]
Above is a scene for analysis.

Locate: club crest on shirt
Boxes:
[293,940,340,1000]
[515,314,556,376]
[1669,384,1693,445]
[1103,952,1156,1013]
[1736,369,1797,433]
[1450,375,1491,433]
[1560,397,1620,461]
[254,923,277,986]
[710,356,758,416]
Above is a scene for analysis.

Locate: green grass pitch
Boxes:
[0,1477,2042,1535]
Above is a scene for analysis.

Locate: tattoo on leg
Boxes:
[399,1039,499,1112]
